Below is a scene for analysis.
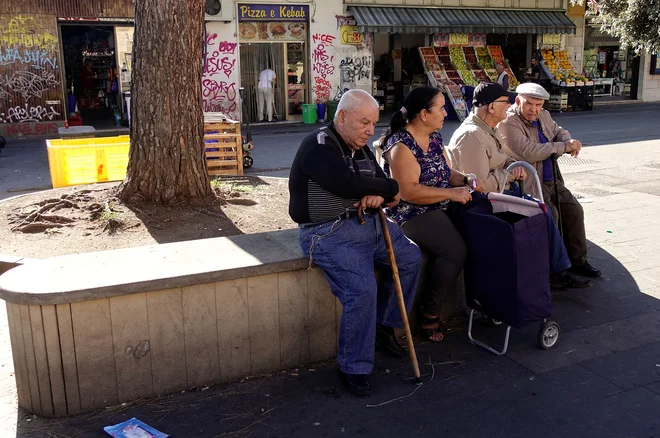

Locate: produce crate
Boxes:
[46,135,130,188]
[204,120,243,176]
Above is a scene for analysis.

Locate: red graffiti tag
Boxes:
[203,34,238,118]
[312,33,335,46]
[6,122,58,137]
[312,34,336,101]
[205,56,236,78]
[202,79,237,102]
[218,41,237,54]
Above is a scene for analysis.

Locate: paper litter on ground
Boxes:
[103,417,168,438]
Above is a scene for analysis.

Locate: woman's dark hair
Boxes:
[379,86,443,149]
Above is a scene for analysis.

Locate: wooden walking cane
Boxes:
[359,208,422,384]
[551,154,564,239]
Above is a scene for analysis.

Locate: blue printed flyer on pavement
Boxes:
[103,417,168,438]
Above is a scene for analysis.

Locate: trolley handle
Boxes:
[501,161,543,198]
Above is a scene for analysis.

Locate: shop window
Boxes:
[650,55,660,75]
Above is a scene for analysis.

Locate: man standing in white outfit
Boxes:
[258,65,276,122]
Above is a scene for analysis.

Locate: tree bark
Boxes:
[119,0,212,204]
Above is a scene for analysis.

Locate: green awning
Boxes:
[348,6,577,35]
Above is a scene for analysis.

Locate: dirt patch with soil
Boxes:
[0,176,295,259]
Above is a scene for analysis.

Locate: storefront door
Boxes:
[237,4,309,123]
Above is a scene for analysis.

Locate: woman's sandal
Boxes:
[421,315,444,342]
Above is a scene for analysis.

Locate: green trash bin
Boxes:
[302,104,317,124]
[327,100,339,121]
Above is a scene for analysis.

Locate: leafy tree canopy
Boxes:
[571,0,660,53]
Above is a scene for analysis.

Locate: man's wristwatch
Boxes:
[463,175,469,186]
[463,173,476,186]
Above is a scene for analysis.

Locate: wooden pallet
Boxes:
[204,120,243,176]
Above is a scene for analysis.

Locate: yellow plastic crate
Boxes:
[46,136,130,188]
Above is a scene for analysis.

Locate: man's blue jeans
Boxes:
[299,213,422,375]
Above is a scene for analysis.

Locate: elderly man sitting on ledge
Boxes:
[498,83,601,279]
[288,89,422,397]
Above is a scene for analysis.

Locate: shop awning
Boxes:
[348,6,576,35]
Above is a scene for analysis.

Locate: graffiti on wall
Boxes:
[339,56,371,85]
[0,15,59,49]
[203,32,239,119]
[0,14,63,131]
[0,70,59,101]
[3,121,58,137]
[1,103,60,123]
[312,33,335,101]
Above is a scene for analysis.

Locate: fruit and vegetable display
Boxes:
[445,70,464,85]
[419,47,436,57]
[462,47,481,69]
[432,68,448,81]
[488,46,505,65]
[438,55,452,66]
[449,46,478,86]
[484,69,499,81]
[476,46,494,68]
[417,44,525,120]
[506,68,520,88]
[540,49,591,86]
[465,54,480,68]
[418,46,470,121]
[472,70,491,83]
[437,79,467,114]
[422,55,438,64]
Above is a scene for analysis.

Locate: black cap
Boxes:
[472,82,513,107]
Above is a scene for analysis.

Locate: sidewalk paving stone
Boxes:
[580,341,660,390]
[598,311,660,346]
[550,387,660,438]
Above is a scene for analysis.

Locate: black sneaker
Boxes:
[375,324,406,358]
[551,271,592,290]
[338,371,371,397]
[569,261,602,278]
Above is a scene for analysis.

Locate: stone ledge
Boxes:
[0,229,306,306]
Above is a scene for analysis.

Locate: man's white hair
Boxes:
[334,89,378,120]
[495,64,504,69]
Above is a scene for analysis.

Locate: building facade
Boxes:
[0,1,134,138]
[203,0,370,123]
[1,0,659,137]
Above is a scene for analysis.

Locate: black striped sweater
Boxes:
[288,123,399,224]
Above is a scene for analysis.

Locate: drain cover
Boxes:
[617,182,660,196]
[573,187,617,198]
[558,156,598,166]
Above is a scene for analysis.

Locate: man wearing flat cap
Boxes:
[498,83,601,279]
[448,83,591,289]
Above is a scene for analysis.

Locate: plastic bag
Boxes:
[103,417,168,438]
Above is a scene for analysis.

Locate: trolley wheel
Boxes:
[243,155,253,169]
[538,321,560,350]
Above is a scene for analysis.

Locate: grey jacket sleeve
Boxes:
[499,117,566,163]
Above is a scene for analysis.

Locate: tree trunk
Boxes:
[119,0,211,204]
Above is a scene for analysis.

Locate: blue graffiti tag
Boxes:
[0,47,57,69]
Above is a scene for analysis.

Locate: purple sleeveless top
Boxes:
[382,129,452,225]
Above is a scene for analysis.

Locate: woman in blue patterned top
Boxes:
[381,86,484,342]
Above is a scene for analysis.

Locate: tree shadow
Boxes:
[124,175,274,244]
